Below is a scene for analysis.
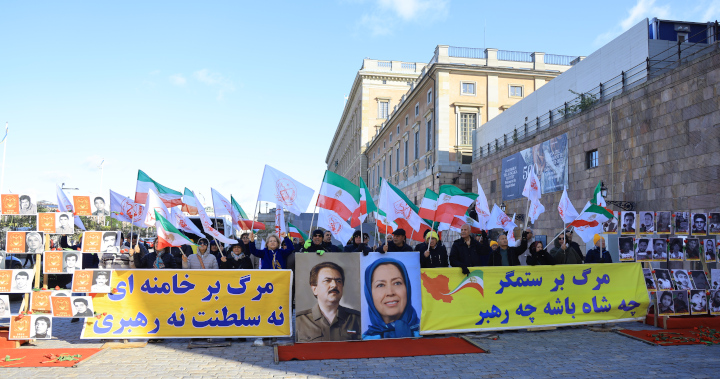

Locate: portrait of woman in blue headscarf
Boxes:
[362,257,420,339]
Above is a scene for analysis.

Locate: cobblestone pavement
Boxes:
[3,300,720,378]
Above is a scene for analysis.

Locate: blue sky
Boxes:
[1,0,717,214]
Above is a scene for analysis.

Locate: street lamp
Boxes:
[599,181,634,211]
[501,202,506,212]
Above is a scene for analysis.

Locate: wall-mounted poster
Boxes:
[685,238,701,261]
[1,194,37,215]
[668,238,684,261]
[703,239,717,262]
[674,212,690,235]
[656,212,672,234]
[5,231,44,254]
[636,238,652,261]
[654,269,673,290]
[672,269,694,290]
[652,239,667,261]
[691,213,707,235]
[709,213,720,235]
[621,211,636,235]
[501,133,568,201]
[638,211,654,234]
[618,237,635,261]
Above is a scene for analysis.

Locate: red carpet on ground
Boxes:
[277,337,486,361]
[644,313,720,330]
[618,327,720,346]
[0,348,102,368]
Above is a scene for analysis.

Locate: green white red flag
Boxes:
[287,222,307,240]
[436,185,478,230]
[418,189,438,220]
[569,201,614,243]
[181,188,198,215]
[444,270,484,296]
[231,196,265,231]
[351,177,376,227]
[139,189,170,227]
[134,170,183,207]
[155,210,195,251]
[317,170,360,222]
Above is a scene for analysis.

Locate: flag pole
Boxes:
[307,204,317,237]
[250,200,259,232]
[0,122,8,194]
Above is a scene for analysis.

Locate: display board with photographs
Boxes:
[672,269,694,290]
[690,270,709,290]
[603,211,619,233]
[672,290,690,315]
[712,269,720,290]
[638,211,654,234]
[621,211,636,235]
[618,237,635,262]
[709,213,720,235]
[81,231,120,253]
[685,238,701,261]
[635,238,652,261]
[1,193,37,215]
[691,213,707,235]
[657,290,675,315]
[710,290,720,315]
[52,295,94,318]
[37,212,74,234]
[9,314,53,340]
[651,238,667,261]
[642,268,656,291]
[71,269,113,293]
[0,269,34,293]
[703,239,717,262]
[5,231,44,254]
[674,212,690,235]
[668,238,684,261]
[655,269,673,290]
[30,290,71,313]
[689,290,707,315]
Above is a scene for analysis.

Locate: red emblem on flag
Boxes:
[393,200,412,219]
[328,214,343,235]
[531,178,539,191]
[275,179,297,207]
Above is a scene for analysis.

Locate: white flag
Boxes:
[507,213,518,247]
[475,179,491,229]
[558,188,579,224]
[275,207,287,235]
[139,189,170,227]
[170,207,204,238]
[528,199,545,224]
[110,190,145,227]
[193,190,236,245]
[486,204,517,232]
[211,188,243,232]
[522,166,541,202]
[378,178,422,232]
[317,207,354,245]
[260,239,266,250]
[56,184,86,231]
[257,165,314,216]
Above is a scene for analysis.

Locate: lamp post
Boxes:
[501,202,506,212]
[600,181,634,211]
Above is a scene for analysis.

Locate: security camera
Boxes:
[436,173,440,178]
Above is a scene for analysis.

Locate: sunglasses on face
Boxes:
[198,241,208,245]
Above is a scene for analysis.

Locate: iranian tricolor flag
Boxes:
[288,222,307,240]
[351,178,376,227]
[449,211,483,233]
[317,170,360,222]
[436,185,478,230]
[378,178,423,232]
[231,196,266,231]
[569,202,614,243]
[134,170,183,207]
[139,189,170,227]
[374,210,397,234]
[418,189,438,220]
[444,270,484,296]
[155,210,195,251]
[181,188,199,215]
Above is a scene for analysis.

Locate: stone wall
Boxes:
[472,47,720,252]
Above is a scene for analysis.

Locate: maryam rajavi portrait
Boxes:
[360,251,421,340]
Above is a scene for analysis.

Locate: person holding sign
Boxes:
[419,231,447,268]
[362,258,419,339]
[219,240,253,269]
[182,238,218,269]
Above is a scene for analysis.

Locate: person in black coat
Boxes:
[564,229,584,260]
[420,231,448,268]
[585,234,612,264]
[450,225,491,273]
[171,245,193,268]
[131,239,177,269]
[376,229,414,253]
[526,241,555,266]
[322,231,341,252]
[302,230,328,253]
[488,231,528,266]
[220,240,254,269]
[344,230,372,254]
[414,230,432,254]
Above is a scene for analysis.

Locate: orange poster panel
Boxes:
[43,251,64,273]
[37,213,56,233]
[51,297,73,317]
[73,196,92,216]
[1,194,19,214]
[0,270,11,292]
[9,316,31,339]
[31,291,52,312]
[81,232,103,253]
[72,270,93,293]
[5,231,26,253]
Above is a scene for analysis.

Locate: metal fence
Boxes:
[448,46,487,59]
[544,53,576,65]
[497,50,533,62]
[474,22,719,160]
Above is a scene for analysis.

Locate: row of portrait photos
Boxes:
[604,211,720,235]
[0,269,114,294]
[617,236,720,262]
[0,193,111,217]
[0,293,97,340]
[643,269,720,316]
[4,231,122,256]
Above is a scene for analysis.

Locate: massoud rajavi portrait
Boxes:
[360,252,421,340]
[295,253,362,343]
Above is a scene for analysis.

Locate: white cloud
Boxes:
[355,0,449,36]
[193,69,236,100]
[169,74,186,86]
[82,155,106,171]
[378,0,447,21]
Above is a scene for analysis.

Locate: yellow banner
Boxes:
[81,270,292,338]
[420,263,648,333]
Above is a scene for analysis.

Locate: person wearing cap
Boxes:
[131,237,178,269]
[414,230,432,254]
[344,230,371,254]
[303,229,329,254]
[420,231,448,268]
[490,241,499,251]
[450,224,490,273]
[376,228,413,253]
[585,234,612,264]
[182,238,219,269]
[220,239,254,269]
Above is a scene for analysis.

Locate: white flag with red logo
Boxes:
[528,199,545,224]
[378,178,422,232]
[507,213,518,247]
[56,184,86,231]
[257,165,314,216]
[139,188,170,228]
[275,207,287,235]
[110,190,145,227]
[170,207,204,238]
[486,204,517,232]
[558,188,579,224]
[193,190,236,245]
[317,207,354,245]
[475,179,491,229]
[522,166,541,202]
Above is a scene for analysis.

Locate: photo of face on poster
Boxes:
[621,211,636,235]
[100,231,120,253]
[675,212,690,234]
[618,237,635,261]
[672,290,690,315]
[11,269,34,293]
[602,211,618,233]
[654,269,673,290]
[62,252,82,273]
[360,252,421,340]
[712,269,720,290]
[668,238,684,261]
[672,270,694,290]
[30,315,52,339]
[710,290,720,314]
[639,212,654,234]
[703,239,717,262]
[0,294,10,317]
[18,194,37,215]
[689,290,707,315]
[690,270,709,290]
[636,238,652,261]
[647,291,656,315]
[55,212,74,234]
[643,268,657,291]
[90,270,112,293]
[691,213,707,235]
[71,296,95,317]
[92,195,110,217]
[652,239,667,261]
[658,291,675,315]
[294,253,361,343]
[709,213,720,235]
[24,232,44,255]
[656,212,672,234]
[685,238,701,261]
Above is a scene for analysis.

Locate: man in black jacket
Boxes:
[414,230,432,254]
[377,229,414,252]
[450,224,490,273]
[489,231,528,266]
[344,230,371,254]
[322,231,341,252]
[564,229,584,260]
[302,230,328,254]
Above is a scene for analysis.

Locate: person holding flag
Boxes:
[549,231,583,265]
[420,231,448,268]
[131,237,178,269]
[220,239,254,270]
[344,230,371,254]
[376,229,413,253]
[249,231,294,269]
[302,229,329,254]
